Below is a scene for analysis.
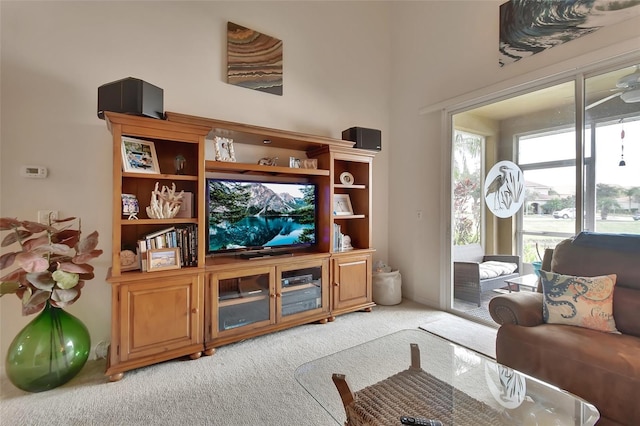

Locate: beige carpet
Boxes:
[419,314,498,359]
[1,301,496,425]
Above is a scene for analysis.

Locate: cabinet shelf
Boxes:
[334,184,366,190]
[218,294,269,307]
[123,172,198,181]
[120,218,198,226]
[205,160,329,177]
[333,214,366,220]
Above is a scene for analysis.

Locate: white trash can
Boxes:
[372,270,402,305]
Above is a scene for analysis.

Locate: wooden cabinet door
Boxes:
[332,253,372,311]
[118,273,203,362]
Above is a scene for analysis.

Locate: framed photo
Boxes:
[147,248,181,272]
[333,194,354,216]
[121,136,160,174]
[214,136,236,162]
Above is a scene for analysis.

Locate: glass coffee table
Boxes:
[295,329,598,425]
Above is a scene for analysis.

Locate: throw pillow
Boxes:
[539,270,619,333]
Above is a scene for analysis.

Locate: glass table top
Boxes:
[295,329,598,425]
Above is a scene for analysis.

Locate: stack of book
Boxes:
[333,223,343,252]
[138,224,198,271]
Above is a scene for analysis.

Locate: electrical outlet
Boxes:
[37,210,58,224]
[417,210,423,220]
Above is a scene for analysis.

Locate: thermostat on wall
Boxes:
[20,165,48,178]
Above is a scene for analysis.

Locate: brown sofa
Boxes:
[488,232,640,426]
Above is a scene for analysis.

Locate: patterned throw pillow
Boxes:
[539,270,619,333]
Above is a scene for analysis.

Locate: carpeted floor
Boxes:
[419,314,497,359]
[453,289,509,325]
[1,300,498,425]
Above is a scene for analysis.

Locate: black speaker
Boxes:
[97,77,164,119]
[341,127,381,151]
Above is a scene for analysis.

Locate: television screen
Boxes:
[206,178,317,253]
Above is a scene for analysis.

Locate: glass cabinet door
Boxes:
[218,272,271,332]
[279,263,324,319]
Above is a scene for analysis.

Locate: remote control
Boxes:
[400,416,443,426]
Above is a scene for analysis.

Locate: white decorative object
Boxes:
[484,363,526,409]
[258,157,278,166]
[146,182,184,219]
[119,250,139,272]
[484,160,524,218]
[339,171,354,185]
[341,234,353,250]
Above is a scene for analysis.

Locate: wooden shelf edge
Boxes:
[122,172,198,181]
[334,184,366,189]
[166,111,355,151]
[205,160,330,176]
[119,218,198,226]
[333,214,366,220]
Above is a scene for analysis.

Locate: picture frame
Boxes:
[214,136,236,162]
[121,136,160,174]
[333,194,354,216]
[147,248,181,272]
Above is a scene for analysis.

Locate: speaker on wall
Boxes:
[97,77,164,120]
[341,127,382,151]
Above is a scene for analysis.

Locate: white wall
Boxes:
[388,1,640,307]
[0,1,391,360]
[1,0,639,363]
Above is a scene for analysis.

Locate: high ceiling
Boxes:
[467,64,639,121]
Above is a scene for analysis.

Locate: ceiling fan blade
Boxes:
[585,92,622,110]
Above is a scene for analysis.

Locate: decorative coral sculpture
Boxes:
[146,182,184,219]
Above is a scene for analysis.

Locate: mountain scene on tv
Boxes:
[207,180,316,251]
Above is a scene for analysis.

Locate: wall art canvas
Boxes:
[227,22,283,95]
[499,0,640,67]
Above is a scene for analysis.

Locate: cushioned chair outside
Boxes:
[453,243,520,307]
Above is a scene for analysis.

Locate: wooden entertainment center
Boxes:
[104,111,376,381]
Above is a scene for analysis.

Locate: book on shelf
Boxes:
[136,224,198,271]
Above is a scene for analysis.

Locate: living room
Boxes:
[1,1,639,424]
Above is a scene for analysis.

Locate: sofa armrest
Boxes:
[488,292,544,326]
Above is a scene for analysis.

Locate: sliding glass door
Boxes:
[449,60,640,323]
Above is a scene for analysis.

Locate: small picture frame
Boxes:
[333,194,354,216]
[147,248,181,272]
[214,136,236,162]
[121,136,160,174]
[289,157,301,168]
[300,159,318,169]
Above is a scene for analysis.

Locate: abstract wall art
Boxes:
[499,0,640,67]
[227,22,283,95]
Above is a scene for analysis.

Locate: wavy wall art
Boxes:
[499,0,640,67]
[227,22,283,95]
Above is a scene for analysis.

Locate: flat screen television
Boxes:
[206,178,317,255]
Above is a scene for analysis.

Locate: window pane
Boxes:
[452,130,483,245]
[585,65,640,235]
[519,131,576,164]
[523,167,576,235]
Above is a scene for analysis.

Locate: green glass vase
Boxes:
[5,301,90,392]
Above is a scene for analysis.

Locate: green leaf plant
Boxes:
[0,215,102,315]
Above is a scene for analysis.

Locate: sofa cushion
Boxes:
[540,270,618,333]
[478,261,517,280]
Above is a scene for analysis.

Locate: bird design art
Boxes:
[485,163,523,213]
